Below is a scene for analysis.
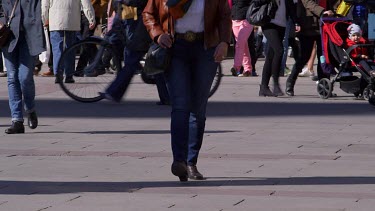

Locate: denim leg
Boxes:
[187,47,217,166]
[105,48,144,101]
[3,33,36,122]
[167,39,218,164]
[167,40,192,163]
[50,31,76,76]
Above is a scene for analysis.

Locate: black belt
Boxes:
[175,31,204,42]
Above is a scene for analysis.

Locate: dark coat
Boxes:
[297,0,340,36]
[231,0,251,20]
[124,0,152,52]
[0,0,45,56]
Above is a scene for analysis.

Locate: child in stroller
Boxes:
[345,23,375,77]
[317,18,375,106]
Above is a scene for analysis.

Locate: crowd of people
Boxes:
[0,0,373,182]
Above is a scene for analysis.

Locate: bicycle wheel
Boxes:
[57,38,121,103]
[208,63,223,98]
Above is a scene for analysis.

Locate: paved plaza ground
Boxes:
[0,57,375,211]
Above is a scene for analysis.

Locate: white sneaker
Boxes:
[298,67,315,77]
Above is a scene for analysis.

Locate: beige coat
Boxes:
[42,0,96,31]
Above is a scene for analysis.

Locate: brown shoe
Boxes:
[41,70,54,77]
[187,165,204,180]
[0,72,7,77]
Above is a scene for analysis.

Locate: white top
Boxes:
[175,0,205,33]
[271,0,287,27]
[41,0,95,31]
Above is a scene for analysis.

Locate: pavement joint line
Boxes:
[233,199,245,206]
[0,201,8,206]
[66,195,81,202]
[0,148,342,160]
[36,206,52,211]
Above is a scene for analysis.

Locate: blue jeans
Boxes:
[50,31,76,76]
[3,33,36,122]
[167,39,218,165]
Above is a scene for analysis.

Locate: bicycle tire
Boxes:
[57,38,121,103]
[208,64,222,98]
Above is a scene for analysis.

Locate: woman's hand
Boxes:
[157,34,173,48]
[214,42,228,62]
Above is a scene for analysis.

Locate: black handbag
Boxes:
[0,0,19,48]
[246,0,278,26]
[143,42,171,76]
[143,17,172,76]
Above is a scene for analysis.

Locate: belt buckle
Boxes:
[184,31,196,42]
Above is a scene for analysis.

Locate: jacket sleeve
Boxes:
[41,0,49,25]
[0,4,5,25]
[123,0,148,9]
[82,0,97,25]
[287,0,298,25]
[300,0,325,17]
[218,0,232,45]
[142,0,165,42]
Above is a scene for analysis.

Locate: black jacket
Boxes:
[231,0,251,20]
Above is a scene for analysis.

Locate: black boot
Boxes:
[5,121,25,134]
[273,84,284,97]
[259,85,274,97]
[285,66,299,96]
[285,80,295,96]
[27,111,38,129]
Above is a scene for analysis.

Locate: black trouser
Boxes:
[287,35,325,86]
[76,14,104,71]
[248,30,258,72]
[261,23,285,86]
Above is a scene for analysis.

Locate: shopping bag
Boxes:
[39,27,50,63]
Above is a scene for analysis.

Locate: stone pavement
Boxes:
[0,57,375,211]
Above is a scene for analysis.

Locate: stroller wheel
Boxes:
[317,78,333,99]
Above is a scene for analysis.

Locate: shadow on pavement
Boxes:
[30,130,238,135]
[0,99,374,118]
[1,177,375,195]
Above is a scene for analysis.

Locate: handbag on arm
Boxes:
[0,0,19,48]
[246,0,278,26]
[143,16,172,76]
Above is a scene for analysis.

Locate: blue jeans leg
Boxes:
[106,48,144,101]
[3,33,36,122]
[167,39,217,165]
[50,31,76,76]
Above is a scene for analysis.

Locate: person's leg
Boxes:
[187,44,218,167]
[63,31,78,78]
[167,39,192,165]
[285,35,314,96]
[3,46,23,123]
[232,20,253,74]
[280,19,292,76]
[104,48,144,102]
[261,24,285,95]
[75,14,91,72]
[248,30,258,76]
[50,31,64,76]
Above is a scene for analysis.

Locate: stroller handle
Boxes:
[320,16,352,23]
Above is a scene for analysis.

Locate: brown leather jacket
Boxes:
[142,0,232,49]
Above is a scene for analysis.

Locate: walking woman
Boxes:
[0,0,45,134]
[143,0,231,182]
[258,0,298,96]
[230,0,253,77]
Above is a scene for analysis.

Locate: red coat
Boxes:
[345,37,368,65]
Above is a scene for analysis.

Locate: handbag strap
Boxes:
[6,0,20,27]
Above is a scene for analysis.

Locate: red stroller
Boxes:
[317,17,375,106]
